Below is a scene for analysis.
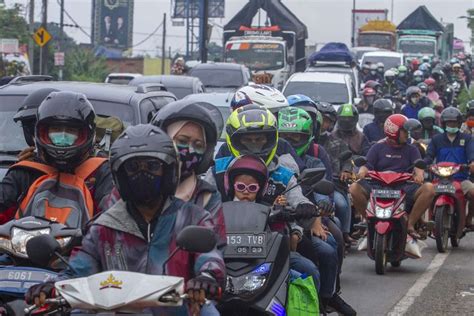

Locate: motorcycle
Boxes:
[218,168,334,315]
[24,225,217,315]
[429,162,468,252]
[0,217,81,315]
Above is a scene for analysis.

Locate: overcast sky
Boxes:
[7,0,473,55]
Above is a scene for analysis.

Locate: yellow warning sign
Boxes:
[33,26,52,47]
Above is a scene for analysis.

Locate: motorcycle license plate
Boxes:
[436,184,456,194]
[0,268,57,294]
[373,189,401,199]
[224,233,267,258]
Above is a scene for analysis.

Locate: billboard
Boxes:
[92,0,134,50]
[172,0,225,19]
[352,9,388,45]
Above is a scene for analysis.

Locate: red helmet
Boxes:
[384,114,408,142]
[411,59,420,69]
[424,77,436,86]
[363,87,376,96]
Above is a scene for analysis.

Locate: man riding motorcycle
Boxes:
[358,87,377,114]
[363,99,394,144]
[365,64,382,83]
[401,86,427,119]
[415,107,444,140]
[461,100,474,135]
[333,104,370,156]
[349,114,435,238]
[26,124,226,316]
[382,70,400,100]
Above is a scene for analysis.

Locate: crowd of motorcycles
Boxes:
[0,51,472,316]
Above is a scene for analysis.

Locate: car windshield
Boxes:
[358,34,393,50]
[225,42,285,71]
[283,81,349,104]
[190,69,243,88]
[0,97,28,153]
[399,40,436,55]
[361,56,402,70]
[90,100,135,126]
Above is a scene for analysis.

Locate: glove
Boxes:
[186,273,222,302]
[25,281,55,305]
[295,203,318,219]
[317,200,334,215]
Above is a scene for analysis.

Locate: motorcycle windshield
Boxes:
[223,201,270,232]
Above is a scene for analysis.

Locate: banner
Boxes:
[93,0,134,50]
[353,9,388,45]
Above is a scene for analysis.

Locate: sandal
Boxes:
[407,228,421,240]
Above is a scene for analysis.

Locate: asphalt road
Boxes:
[339,233,474,316]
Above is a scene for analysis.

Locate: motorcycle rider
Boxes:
[416,107,444,140]
[424,107,474,232]
[26,124,226,316]
[360,63,370,83]
[411,70,424,86]
[417,82,433,109]
[349,114,435,239]
[396,65,409,91]
[376,62,385,83]
[358,87,377,114]
[363,99,394,144]
[365,64,382,83]
[316,101,338,146]
[382,69,400,100]
[425,77,443,110]
[401,86,427,119]
[0,91,113,225]
[333,104,370,157]
[461,100,474,135]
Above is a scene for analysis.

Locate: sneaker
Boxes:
[357,236,367,251]
[326,293,357,316]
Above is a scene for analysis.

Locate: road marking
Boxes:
[387,250,451,316]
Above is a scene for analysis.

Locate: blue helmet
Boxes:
[287,94,317,107]
[230,90,253,111]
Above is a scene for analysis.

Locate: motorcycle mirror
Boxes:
[353,97,361,105]
[312,179,335,195]
[339,151,353,162]
[414,159,427,170]
[26,234,61,268]
[403,118,422,132]
[353,156,367,167]
[176,226,217,253]
[298,167,326,186]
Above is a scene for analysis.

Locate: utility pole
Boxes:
[58,0,64,80]
[351,0,356,47]
[199,0,208,63]
[391,0,394,21]
[161,13,166,74]
[28,0,34,74]
[40,0,48,75]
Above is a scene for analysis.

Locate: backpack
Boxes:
[95,116,125,154]
[12,158,107,228]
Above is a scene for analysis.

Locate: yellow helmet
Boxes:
[226,105,278,165]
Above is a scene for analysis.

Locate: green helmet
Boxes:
[337,103,359,132]
[417,107,436,121]
[278,107,314,157]
[398,65,407,72]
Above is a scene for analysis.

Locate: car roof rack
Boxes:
[136,83,168,93]
[8,75,54,84]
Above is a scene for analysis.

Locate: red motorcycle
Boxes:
[364,171,416,275]
[429,162,467,253]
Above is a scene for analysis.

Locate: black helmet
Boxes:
[35,91,95,171]
[406,86,421,98]
[373,99,394,122]
[316,101,337,123]
[151,99,223,175]
[336,104,359,132]
[14,88,59,146]
[440,107,462,128]
[110,124,179,202]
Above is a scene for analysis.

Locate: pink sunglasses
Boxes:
[234,182,260,193]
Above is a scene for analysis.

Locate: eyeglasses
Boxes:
[234,182,260,193]
[123,158,163,175]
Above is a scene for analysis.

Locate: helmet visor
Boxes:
[337,117,357,131]
[231,130,277,156]
[279,132,311,149]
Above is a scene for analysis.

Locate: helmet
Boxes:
[14,88,59,146]
[440,107,462,128]
[376,62,384,70]
[442,62,452,73]
[226,105,278,165]
[411,59,420,69]
[406,86,421,98]
[370,64,378,71]
[417,82,428,93]
[398,65,408,73]
[35,91,95,171]
[316,101,337,123]
[151,99,223,175]
[450,57,459,65]
[391,67,399,76]
[384,70,396,81]
[110,124,179,202]
[278,107,314,156]
[452,63,461,70]
[373,99,394,122]
[234,84,288,113]
[363,87,376,96]
[336,104,359,132]
[230,90,253,111]
[432,68,445,81]
[362,63,370,70]
[364,80,381,91]
[287,94,322,138]
[422,55,430,63]
[413,70,424,81]
[418,107,436,121]
[384,114,408,142]
[418,63,429,73]
[224,155,268,202]
[424,77,436,86]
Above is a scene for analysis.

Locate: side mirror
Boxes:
[287,56,295,65]
[354,156,367,167]
[312,179,335,195]
[339,150,353,162]
[414,159,427,170]
[26,234,61,268]
[298,167,326,186]
[177,226,217,253]
[353,97,361,105]
[404,118,422,132]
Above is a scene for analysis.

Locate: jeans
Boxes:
[200,302,220,316]
[334,190,351,233]
[311,234,338,298]
[290,251,321,291]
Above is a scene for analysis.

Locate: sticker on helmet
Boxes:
[340,105,353,117]
[384,119,398,136]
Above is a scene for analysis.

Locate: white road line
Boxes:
[387,250,451,316]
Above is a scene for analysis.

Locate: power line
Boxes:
[56,0,91,38]
[129,21,163,48]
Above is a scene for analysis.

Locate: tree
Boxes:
[0,4,29,44]
[63,48,108,82]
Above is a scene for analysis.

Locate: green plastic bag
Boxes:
[287,275,319,316]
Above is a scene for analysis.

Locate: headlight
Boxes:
[225,263,271,296]
[375,205,392,219]
[11,228,51,258]
[436,166,454,177]
[56,237,72,248]
[0,236,13,253]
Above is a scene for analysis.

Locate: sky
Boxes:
[7,0,473,56]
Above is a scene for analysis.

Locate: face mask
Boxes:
[177,144,204,179]
[370,70,376,75]
[411,97,419,104]
[466,120,474,128]
[48,132,78,147]
[445,127,459,134]
[127,171,162,205]
[422,121,434,130]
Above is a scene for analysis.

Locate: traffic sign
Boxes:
[54,52,65,66]
[33,26,52,47]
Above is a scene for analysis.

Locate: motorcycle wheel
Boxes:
[435,205,451,253]
[451,212,460,248]
[374,232,387,275]
[390,260,401,267]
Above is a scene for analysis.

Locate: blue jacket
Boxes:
[425,132,474,181]
[363,122,385,144]
[401,102,425,119]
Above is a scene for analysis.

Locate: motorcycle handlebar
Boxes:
[269,206,320,222]
[25,298,68,315]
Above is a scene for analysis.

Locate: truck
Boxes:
[357,20,397,51]
[223,0,307,90]
[396,5,454,61]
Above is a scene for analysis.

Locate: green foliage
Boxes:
[458,85,474,114]
[64,48,108,82]
[0,4,29,44]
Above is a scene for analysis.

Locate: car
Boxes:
[305,62,360,97]
[0,81,177,179]
[351,46,385,64]
[360,51,404,71]
[282,72,356,110]
[188,62,250,93]
[129,75,205,99]
[105,73,142,85]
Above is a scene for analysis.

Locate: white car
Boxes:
[282,72,356,111]
[360,51,404,70]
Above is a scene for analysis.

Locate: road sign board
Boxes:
[54,52,65,66]
[0,39,19,53]
[33,26,52,47]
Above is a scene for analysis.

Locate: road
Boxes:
[339,233,474,316]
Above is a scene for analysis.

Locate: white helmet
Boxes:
[384,69,396,79]
[237,84,289,113]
